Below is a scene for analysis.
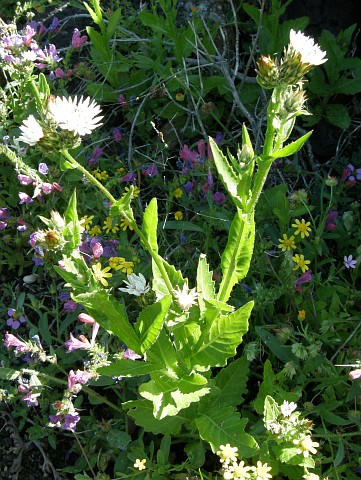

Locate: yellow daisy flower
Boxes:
[92,262,113,287]
[292,253,311,273]
[109,257,122,269]
[278,234,296,251]
[90,225,102,236]
[120,218,134,231]
[292,218,312,238]
[174,211,183,221]
[103,216,119,234]
[124,186,140,197]
[118,261,134,274]
[80,215,94,230]
[173,187,183,199]
[92,169,108,181]
[298,310,306,321]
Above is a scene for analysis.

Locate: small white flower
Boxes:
[293,435,319,457]
[280,400,297,417]
[289,30,327,66]
[173,283,198,311]
[18,115,44,145]
[47,95,103,136]
[119,273,150,296]
[133,458,146,471]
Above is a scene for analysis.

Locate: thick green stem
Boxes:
[28,77,44,113]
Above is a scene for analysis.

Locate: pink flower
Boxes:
[294,270,313,285]
[41,182,54,194]
[52,182,63,192]
[349,369,361,380]
[179,145,197,164]
[64,332,91,353]
[123,348,142,361]
[92,242,103,259]
[18,192,33,204]
[3,333,29,353]
[118,94,128,108]
[78,313,96,324]
[18,174,34,185]
[72,28,88,48]
[68,369,94,391]
[22,391,39,407]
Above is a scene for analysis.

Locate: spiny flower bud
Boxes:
[256,55,280,89]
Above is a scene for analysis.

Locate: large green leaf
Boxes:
[139,372,210,419]
[0,367,20,380]
[195,405,259,457]
[151,253,184,299]
[217,210,255,303]
[145,329,178,372]
[213,357,250,407]
[62,191,82,254]
[72,289,141,352]
[196,253,215,318]
[190,301,253,370]
[135,296,172,353]
[98,359,162,377]
[141,197,159,253]
[124,399,187,434]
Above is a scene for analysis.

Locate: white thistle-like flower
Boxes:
[280,400,298,417]
[47,95,103,136]
[289,30,327,66]
[119,273,150,296]
[173,283,198,311]
[18,114,44,145]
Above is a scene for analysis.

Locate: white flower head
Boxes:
[18,114,44,145]
[173,283,198,311]
[293,435,319,457]
[119,273,150,296]
[47,95,103,136]
[280,400,298,417]
[289,30,327,66]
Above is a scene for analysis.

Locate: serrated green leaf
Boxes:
[124,399,186,434]
[214,357,249,407]
[196,405,258,457]
[270,131,312,159]
[264,395,280,424]
[145,329,178,371]
[98,359,161,377]
[72,289,141,352]
[218,210,255,302]
[142,198,158,253]
[139,372,210,419]
[325,104,350,129]
[190,301,252,370]
[136,296,171,353]
[209,137,240,200]
[196,254,215,317]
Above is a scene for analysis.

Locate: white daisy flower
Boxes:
[18,114,44,145]
[47,95,103,136]
[173,283,198,311]
[119,273,150,296]
[289,30,327,66]
[280,400,298,417]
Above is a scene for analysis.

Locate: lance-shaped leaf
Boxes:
[124,399,187,434]
[195,405,259,457]
[145,328,178,372]
[190,301,253,370]
[217,210,255,303]
[269,130,312,159]
[109,186,134,218]
[72,289,141,352]
[141,197,158,253]
[196,254,215,317]
[98,359,162,377]
[135,296,172,353]
[209,137,239,200]
[62,191,82,254]
[139,372,210,419]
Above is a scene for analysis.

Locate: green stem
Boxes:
[60,148,175,297]
[28,77,44,113]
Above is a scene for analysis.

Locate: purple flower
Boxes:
[344,255,357,269]
[179,145,198,166]
[120,172,137,182]
[18,192,33,204]
[113,128,122,141]
[207,168,214,188]
[142,164,158,177]
[62,413,80,430]
[102,239,119,257]
[18,174,33,185]
[33,255,44,266]
[48,17,60,32]
[7,308,26,330]
[59,292,71,302]
[294,270,313,285]
[180,233,187,244]
[183,180,195,195]
[212,191,226,205]
[41,182,54,194]
[356,168,361,181]
[72,29,87,48]
[123,349,142,361]
[64,332,91,353]
[22,392,39,407]
[0,221,7,230]
[198,139,206,160]
[63,300,79,313]
[0,208,10,219]
[38,163,48,174]
[117,94,127,108]
[3,333,29,353]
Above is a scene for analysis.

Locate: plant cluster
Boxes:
[0,1,360,480]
